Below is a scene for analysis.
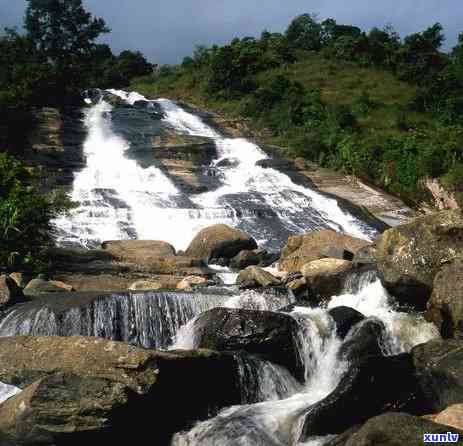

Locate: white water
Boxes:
[55,89,376,250]
[171,274,439,446]
[0,382,21,404]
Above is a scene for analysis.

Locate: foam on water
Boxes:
[56,89,377,250]
[0,382,21,404]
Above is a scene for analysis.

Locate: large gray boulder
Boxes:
[374,210,463,309]
[185,224,257,263]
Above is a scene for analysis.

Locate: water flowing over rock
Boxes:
[54,90,378,252]
[192,307,305,381]
[0,290,234,350]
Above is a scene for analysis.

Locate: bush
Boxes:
[0,153,68,272]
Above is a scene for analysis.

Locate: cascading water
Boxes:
[169,273,439,446]
[54,88,377,250]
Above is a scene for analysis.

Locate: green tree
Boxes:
[286,14,322,51]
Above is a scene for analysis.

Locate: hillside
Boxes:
[130,19,463,208]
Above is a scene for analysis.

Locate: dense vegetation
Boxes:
[0,0,152,271]
[132,14,463,205]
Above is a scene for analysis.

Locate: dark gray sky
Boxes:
[1,1,462,64]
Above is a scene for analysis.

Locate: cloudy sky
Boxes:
[1,0,462,63]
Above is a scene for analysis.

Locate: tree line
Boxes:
[144,13,463,205]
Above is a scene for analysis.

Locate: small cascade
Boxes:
[0,382,21,404]
[171,271,439,446]
[0,291,234,350]
[328,272,440,355]
[234,354,302,404]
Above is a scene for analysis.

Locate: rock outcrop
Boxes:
[186,224,257,263]
[279,230,370,272]
[424,404,463,431]
[101,240,176,261]
[24,277,74,296]
[374,210,463,309]
[328,306,365,339]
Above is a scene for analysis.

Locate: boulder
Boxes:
[301,259,355,301]
[325,413,463,446]
[176,275,208,290]
[23,278,74,296]
[301,354,419,438]
[338,318,386,363]
[280,230,370,272]
[185,224,257,263]
[236,266,281,289]
[0,336,245,445]
[0,372,131,445]
[229,249,279,270]
[425,404,463,431]
[101,240,176,262]
[328,306,365,339]
[374,210,463,309]
[0,275,25,309]
[426,258,463,339]
[193,308,305,381]
[412,338,463,413]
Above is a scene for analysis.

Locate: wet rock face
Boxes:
[426,258,463,339]
[185,224,258,263]
[328,306,365,339]
[325,412,463,446]
[193,307,305,381]
[412,339,463,413]
[374,210,463,310]
[279,229,370,272]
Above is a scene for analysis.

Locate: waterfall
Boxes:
[170,273,439,446]
[0,291,234,350]
[55,88,378,250]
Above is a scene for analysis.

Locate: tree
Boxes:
[286,14,322,51]
[25,0,110,65]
